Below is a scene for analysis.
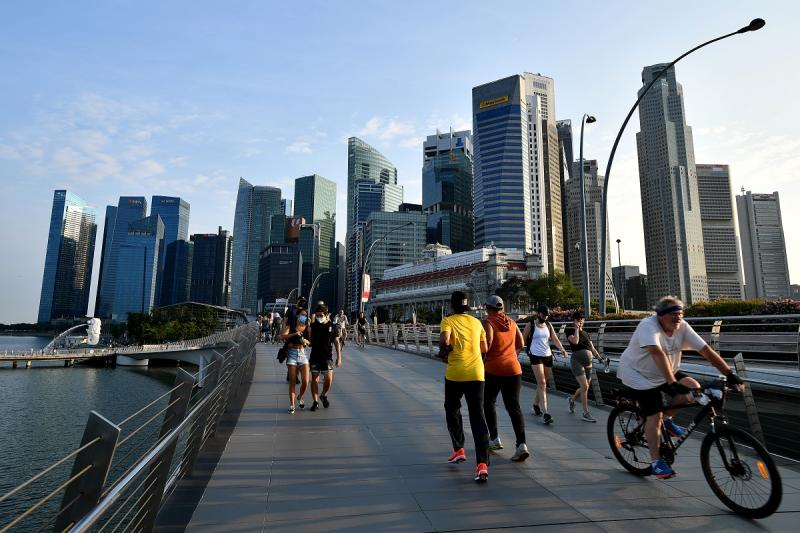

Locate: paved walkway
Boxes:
[185,342,800,532]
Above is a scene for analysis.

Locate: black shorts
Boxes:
[310,359,334,374]
[629,371,690,417]
[530,355,553,368]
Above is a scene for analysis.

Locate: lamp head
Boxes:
[586,115,597,124]
[738,18,765,33]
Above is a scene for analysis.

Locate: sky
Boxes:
[1,1,798,323]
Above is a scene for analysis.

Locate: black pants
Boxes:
[444,379,489,465]
[484,373,525,446]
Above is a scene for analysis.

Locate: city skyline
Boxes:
[2,2,798,322]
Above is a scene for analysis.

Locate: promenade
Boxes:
[173,342,799,532]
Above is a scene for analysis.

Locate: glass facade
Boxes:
[257,243,303,306]
[365,211,427,282]
[94,205,117,316]
[151,196,191,306]
[190,227,233,306]
[112,215,164,321]
[231,178,282,312]
[38,190,97,323]
[160,239,194,305]
[294,174,337,308]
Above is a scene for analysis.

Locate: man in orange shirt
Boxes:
[482,295,529,462]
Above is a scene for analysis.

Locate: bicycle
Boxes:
[356,327,366,349]
[607,376,782,518]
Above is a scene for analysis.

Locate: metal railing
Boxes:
[0,321,259,532]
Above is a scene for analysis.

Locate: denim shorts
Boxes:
[286,347,308,366]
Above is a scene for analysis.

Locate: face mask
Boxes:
[298,315,308,325]
[315,315,323,323]
[538,316,546,323]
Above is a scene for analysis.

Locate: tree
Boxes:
[528,272,582,309]
[496,277,531,312]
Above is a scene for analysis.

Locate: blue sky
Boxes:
[1,1,798,323]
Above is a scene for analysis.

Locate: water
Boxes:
[0,336,178,529]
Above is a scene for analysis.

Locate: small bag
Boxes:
[277,343,288,363]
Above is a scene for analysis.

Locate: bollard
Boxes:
[415,324,421,353]
[734,353,766,446]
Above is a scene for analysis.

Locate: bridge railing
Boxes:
[0,321,259,533]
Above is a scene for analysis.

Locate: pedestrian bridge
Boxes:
[159,342,799,532]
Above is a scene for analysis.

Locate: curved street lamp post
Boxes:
[597,18,765,315]
[578,114,596,316]
[360,221,414,315]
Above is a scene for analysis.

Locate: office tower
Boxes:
[270,213,287,245]
[345,137,403,312]
[257,243,302,306]
[112,215,164,321]
[38,190,97,323]
[190,227,233,307]
[625,274,649,311]
[231,178,282,312]
[636,64,708,305]
[736,190,790,299]
[364,209,427,282]
[472,74,548,266]
[95,196,147,317]
[565,160,614,302]
[790,284,800,300]
[422,129,474,253]
[556,119,574,276]
[294,174,337,306]
[696,164,744,300]
[94,205,117,316]
[160,240,193,305]
[281,198,293,216]
[335,242,346,312]
[151,196,191,306]
[612,265,640,310]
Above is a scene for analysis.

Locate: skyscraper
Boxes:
[696,164,744,300]
[636,64,708,305]
[294,174,336,307]
[566,160,614,302]
[422,129,474,253]
[257,243,302,306]
[281,198,293,216]
[94,205,117,316]
[231,178,282,312]
[736,190,790,300]
[38,190,97,323]
[112,215,164,321]
[556,119,574,276]
[151,196,191,306]
[190,227,233,307]
[345,137,403,312]
[364,209,427,283]
[96,196,147,318]
[160,240,194,305]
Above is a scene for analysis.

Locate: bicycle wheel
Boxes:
[607,404,652,476]
[700,425,782,518]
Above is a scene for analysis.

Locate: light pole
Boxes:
[308,272,329,307]
[598,18,765,316]
[578,114,596,316]
[616,238,624,312]
[360,221,413,314]
[300,222,321,302]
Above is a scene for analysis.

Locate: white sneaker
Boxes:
[488,437,503,450]
[511,443,530,462]
[581,411,597,423]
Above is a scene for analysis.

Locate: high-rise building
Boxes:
[112,215,164,321]
[190,227,233,307]
[160,240,194,305]
[696,164,744,300]
[736,190,790,300]
[38,190,97,323]
[345,137,403,312]
[364,209,427,283]
[335,242,346,312]
[269,213,287,245]
[422,129,473,253]
[281,198,293,216]
[625,274,649,311]
[636,64,708,305]
[257,243,303,307]
[472,74,549,267]
[565,160,614,302]
[556,119,574,277]
[151,196,191,306]
[612,265,640,310]
[790,284,800,300]
[294,174,337,307]
[231,178,282,312]
[96,196,147,318]
[94,205,117,316]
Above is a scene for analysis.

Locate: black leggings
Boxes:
[484,373,525,446]
[444,379,489,465]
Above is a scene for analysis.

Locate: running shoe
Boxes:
[543,413,553,425]
[298,399,305,410]
[532,404,542,416]
[511,443,530,462]
[581,411,597,423]
[651,459,676,479]
[288,405,295,414]
[488,437,503,450]
[474,462,489,482]
[310,400,319,412]
[663,417,686,438]
[321,395,330,408]
[568,397,576,413]
[447,448,466,464]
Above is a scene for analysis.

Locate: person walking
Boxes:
[481,295,529,462]
[522,304,567,425]
[565,311,603,423]
[281,308,310,413]
[332,309,349,347]
[439,291,491,482]
[308,302,342,411]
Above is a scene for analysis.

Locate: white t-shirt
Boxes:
[618,315,706,390]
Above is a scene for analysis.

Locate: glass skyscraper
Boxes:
[365,209,427,283]
[94,205,117,315]
[38,190,97,323]
[422,130,474,253]
[112,215,164,322]
[190,227,233,307]
[95,196,147,318]
[294,174,337,308]
[231,178,282,312]
[151,196,191,306]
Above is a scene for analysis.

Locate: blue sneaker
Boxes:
[663,417,685,438]
[651,459,676,479]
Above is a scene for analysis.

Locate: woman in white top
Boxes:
[522,304,567,425]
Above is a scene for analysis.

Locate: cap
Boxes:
[314,301,328,313]
[536,304,550,316]
[485,295,504,309]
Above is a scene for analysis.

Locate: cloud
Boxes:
[237,147,264,158]
[357,116,416,141]
[129,159,165,179]
[286,141,312,154]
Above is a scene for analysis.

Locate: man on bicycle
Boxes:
[618,296,743,479]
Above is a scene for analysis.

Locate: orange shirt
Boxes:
[484,313,522,376]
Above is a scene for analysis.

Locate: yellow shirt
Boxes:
[440,313,486,381]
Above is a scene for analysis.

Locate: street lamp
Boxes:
[300,222,321,300]
[579,114,596,316]
[309,272,329,307]
[360,221,414,314]
[598,18,765,316]
[616,238,624,312]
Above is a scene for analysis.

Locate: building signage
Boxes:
[361,274,371,302]
[479,95,509,109]
[285,216,305,242]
